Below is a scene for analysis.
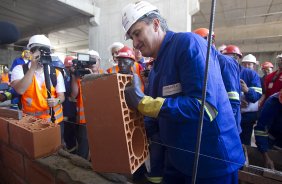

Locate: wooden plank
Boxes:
[239,170,282,184]
[0,107,22,120]
[246,146,282,171]
[263,169,282,182]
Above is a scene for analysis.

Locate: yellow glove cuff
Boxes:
[137,96,165,118]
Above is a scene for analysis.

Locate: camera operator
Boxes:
[67,50,103,160]
[88,50,105,74]
[10,35,65,125]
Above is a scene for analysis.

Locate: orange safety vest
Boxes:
[1,73,9,83]
[106,63,144,91]
[106,65,119,74]
[132,63,145,92]
[98,69,105,74]
[21,69,63,124]
[76,79,86,124]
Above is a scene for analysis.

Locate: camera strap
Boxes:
[22,63,57,87]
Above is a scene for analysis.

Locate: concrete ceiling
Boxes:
[0,0,93,54]
[192,0,282,53]
[1,0,282,55]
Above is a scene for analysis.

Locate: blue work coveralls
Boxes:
[240,66,262,145]
[217,53,241,133]
[147,31,245,182]
[254,93,282,153]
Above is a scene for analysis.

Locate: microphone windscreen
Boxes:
[0,21,20,45]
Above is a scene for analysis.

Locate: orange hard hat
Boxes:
[116,46,135,61]
[222,45,243,58]
[64,56,74,67]
[193,28,215,38]
[261,61,274,69]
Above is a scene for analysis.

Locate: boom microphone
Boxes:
[0,21,20,44]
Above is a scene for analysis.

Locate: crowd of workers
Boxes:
[0,1,281,184]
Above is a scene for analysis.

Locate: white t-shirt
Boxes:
[11,63,65,93]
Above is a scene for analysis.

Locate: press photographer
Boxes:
[10,34,65,125]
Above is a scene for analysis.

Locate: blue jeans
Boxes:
[63,118,78,153]
[240,112,258,145]
[77,124,89,159]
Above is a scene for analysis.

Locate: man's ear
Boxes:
[153,19,160,32]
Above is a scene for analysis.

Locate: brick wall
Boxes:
[0,111,130,184]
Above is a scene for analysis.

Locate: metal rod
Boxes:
[191,0,217,183]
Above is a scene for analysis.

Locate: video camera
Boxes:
[32,46,52,65]
[72,53,97,77]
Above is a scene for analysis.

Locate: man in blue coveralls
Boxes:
[254,92,282,169]
[122,1,245,184]
[194,28,241,134]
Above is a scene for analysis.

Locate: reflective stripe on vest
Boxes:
[77,79,86,124]
[25,109,49,116]
[196,99,218,122]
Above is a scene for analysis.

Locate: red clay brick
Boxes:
[82,74,149,174]
[6,169,27,184]
[8,114,61,159]
[0,117,9,144]
[0,148,26,184]
[24,157,55,184]
[0,144,25,178]
[0,107,23,120]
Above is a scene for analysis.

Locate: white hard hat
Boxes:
[88,50,100,57]
[27,35,51,49]
[242,54,256,64]
[108,42,124,52]
[4,66,9,71]
[276,53,282,59]
[122,1,158,40]
[217,44,227,53]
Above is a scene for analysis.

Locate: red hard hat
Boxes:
[116,46,135,61]
[261,61,274,69]
[222,45,242,58]
[64,56,74,67]
[193,28,215,38]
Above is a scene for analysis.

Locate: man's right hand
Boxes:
[241,99,249,108]
[30,50,41,70]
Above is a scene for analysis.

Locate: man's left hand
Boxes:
[124,74,144,109]
[240,79,249,93]
[47,97,60,107]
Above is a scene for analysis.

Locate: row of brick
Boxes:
[0,143,63,184]
[0,114,61,159]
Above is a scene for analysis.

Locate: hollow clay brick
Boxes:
[0,117,9,144]
[82,73,149,174]
[8,114,61,159]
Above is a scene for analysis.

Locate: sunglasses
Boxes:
[30,46,41,53]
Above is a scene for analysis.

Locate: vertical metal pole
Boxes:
[191,0,217,183]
